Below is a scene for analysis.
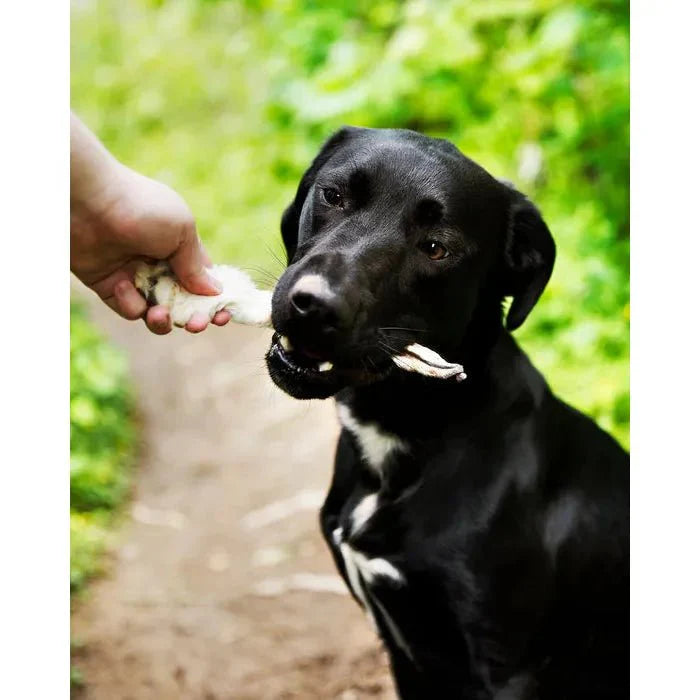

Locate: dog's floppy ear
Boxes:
[502,194,556,331]
[281,126,359,263]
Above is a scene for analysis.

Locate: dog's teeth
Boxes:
[318,361,333,372]
[280,335,293,352]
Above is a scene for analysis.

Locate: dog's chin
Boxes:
[265,334,385,400]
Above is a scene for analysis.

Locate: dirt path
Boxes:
[71,297,393,699]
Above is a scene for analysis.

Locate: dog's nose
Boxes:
[289,274,340,330]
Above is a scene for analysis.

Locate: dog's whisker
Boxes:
[379,326,429,334]
[378,339,402,356]
[243,230,286,274]
[264,241,287,273]
[246,265,278,278]
[241,265,280,287]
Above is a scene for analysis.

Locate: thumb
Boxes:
[169,226,222,296]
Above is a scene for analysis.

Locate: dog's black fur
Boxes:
[266,127,629,699]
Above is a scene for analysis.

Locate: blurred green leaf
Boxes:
[70,302,135,592]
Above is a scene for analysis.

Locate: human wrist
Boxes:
[70,113,126,219]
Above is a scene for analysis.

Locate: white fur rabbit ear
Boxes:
[134,262,273,329]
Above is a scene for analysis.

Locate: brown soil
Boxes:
[71,297,394,699]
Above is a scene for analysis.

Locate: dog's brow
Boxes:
[428,228,479,256]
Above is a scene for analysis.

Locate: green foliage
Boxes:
[70,664,85,689]
[70,302,135,592]
[71,0,628,446]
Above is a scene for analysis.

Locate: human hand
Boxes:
[70,113,231,334]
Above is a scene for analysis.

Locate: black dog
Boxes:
[266,127,629,699]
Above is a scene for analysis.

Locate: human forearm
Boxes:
[69,111,229,333]
[70,112,123,217]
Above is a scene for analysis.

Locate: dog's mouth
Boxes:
[265,333,389,400]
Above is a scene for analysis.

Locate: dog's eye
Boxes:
[322,187,344,208]
[419,240,450,261]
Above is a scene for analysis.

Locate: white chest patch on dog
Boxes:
[350,493,378,535]
[336,404,407,474]
[333,526,410,656]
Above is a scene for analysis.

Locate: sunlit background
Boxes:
[71,0,628,694]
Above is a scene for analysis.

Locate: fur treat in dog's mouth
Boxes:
[392,344,466,382]
[134,262,465,386]
[266,333,466,399]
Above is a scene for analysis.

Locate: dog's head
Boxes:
[266,127,555,399]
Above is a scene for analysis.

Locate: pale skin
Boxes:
[70,112,231,334]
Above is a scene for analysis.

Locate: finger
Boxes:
[90,265,137,302]
[200,241,214,269]
[100,296,122,315]
[185,312,210,333]
[114,279,148,320]
[169,224,222,296]
[212,310,231,326]
[145,306,172,335]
